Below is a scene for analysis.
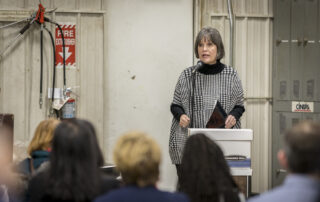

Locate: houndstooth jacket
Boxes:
[169,63,244,164]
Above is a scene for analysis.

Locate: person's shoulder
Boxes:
[247,185,290,202]
[94,187,189,202]
[94,193,113,202]
[94,187,128,202]
[162,191,189,202]
[184,65,194,71]
[221,64,238,75]
[248,192,278,202]
[16,158,31,175]
[181,66,194,76]
[146,188,188,202]
[176,66,194,82]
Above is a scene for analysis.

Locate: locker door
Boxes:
[272,0,292,188]
[303,113,320,120]
[303,0,318,101]
[290,0,304,101]
[274,0,291,101]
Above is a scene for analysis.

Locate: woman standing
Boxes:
[169,27,245,178]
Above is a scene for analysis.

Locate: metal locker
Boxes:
[303,112,319,120]
[290,0,305,101]
[303,0,318,101]
[274,0,291,101]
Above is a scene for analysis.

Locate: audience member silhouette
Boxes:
[17,119,59,176]
[94,131,189,202]
[249,121,320,202]
[27,119,120,202]
[179,133,244,202]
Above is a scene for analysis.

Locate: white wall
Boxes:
[0,0,193,191]
[103,0,193,191]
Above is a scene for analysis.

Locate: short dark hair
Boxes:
[179,134,239,202]
[284,121,320,174]
[194,27,225,60]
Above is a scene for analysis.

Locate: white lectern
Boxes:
[188,128,253,197]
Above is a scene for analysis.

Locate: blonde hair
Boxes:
[113,131,161,187]
[27,119,60,155]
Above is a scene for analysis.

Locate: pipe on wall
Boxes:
[227,0,234,67]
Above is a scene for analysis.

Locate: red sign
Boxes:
[55,23,76,68]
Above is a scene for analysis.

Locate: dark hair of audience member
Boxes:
[179,133,240,202]
[46,119,104,201]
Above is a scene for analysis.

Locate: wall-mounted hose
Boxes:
[44,26,59,118]
[44,17,67,94]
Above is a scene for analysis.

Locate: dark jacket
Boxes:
[17,150,50,175]
[94,185,189,202]
[27,171,120,202]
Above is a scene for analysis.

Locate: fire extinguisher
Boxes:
[61,89,76,119]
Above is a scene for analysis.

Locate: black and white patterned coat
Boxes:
[169,64,244,164]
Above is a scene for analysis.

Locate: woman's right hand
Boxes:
[179,114,190,128]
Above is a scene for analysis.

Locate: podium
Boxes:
[188,128,253,197]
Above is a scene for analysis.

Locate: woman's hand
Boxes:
[225,115,236,129]
[179,114,190,128]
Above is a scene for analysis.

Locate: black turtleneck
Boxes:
[198,61,225,75]
[170,61,245,122]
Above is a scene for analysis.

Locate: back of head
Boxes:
[284,121,320,174]
[27,118,60,155]
[113,131,161,187]
[180,134,239,202]
[48,119,104,201]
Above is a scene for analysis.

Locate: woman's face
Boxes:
[198,38,218,65]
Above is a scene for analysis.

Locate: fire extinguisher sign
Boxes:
[55,23,76,68]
